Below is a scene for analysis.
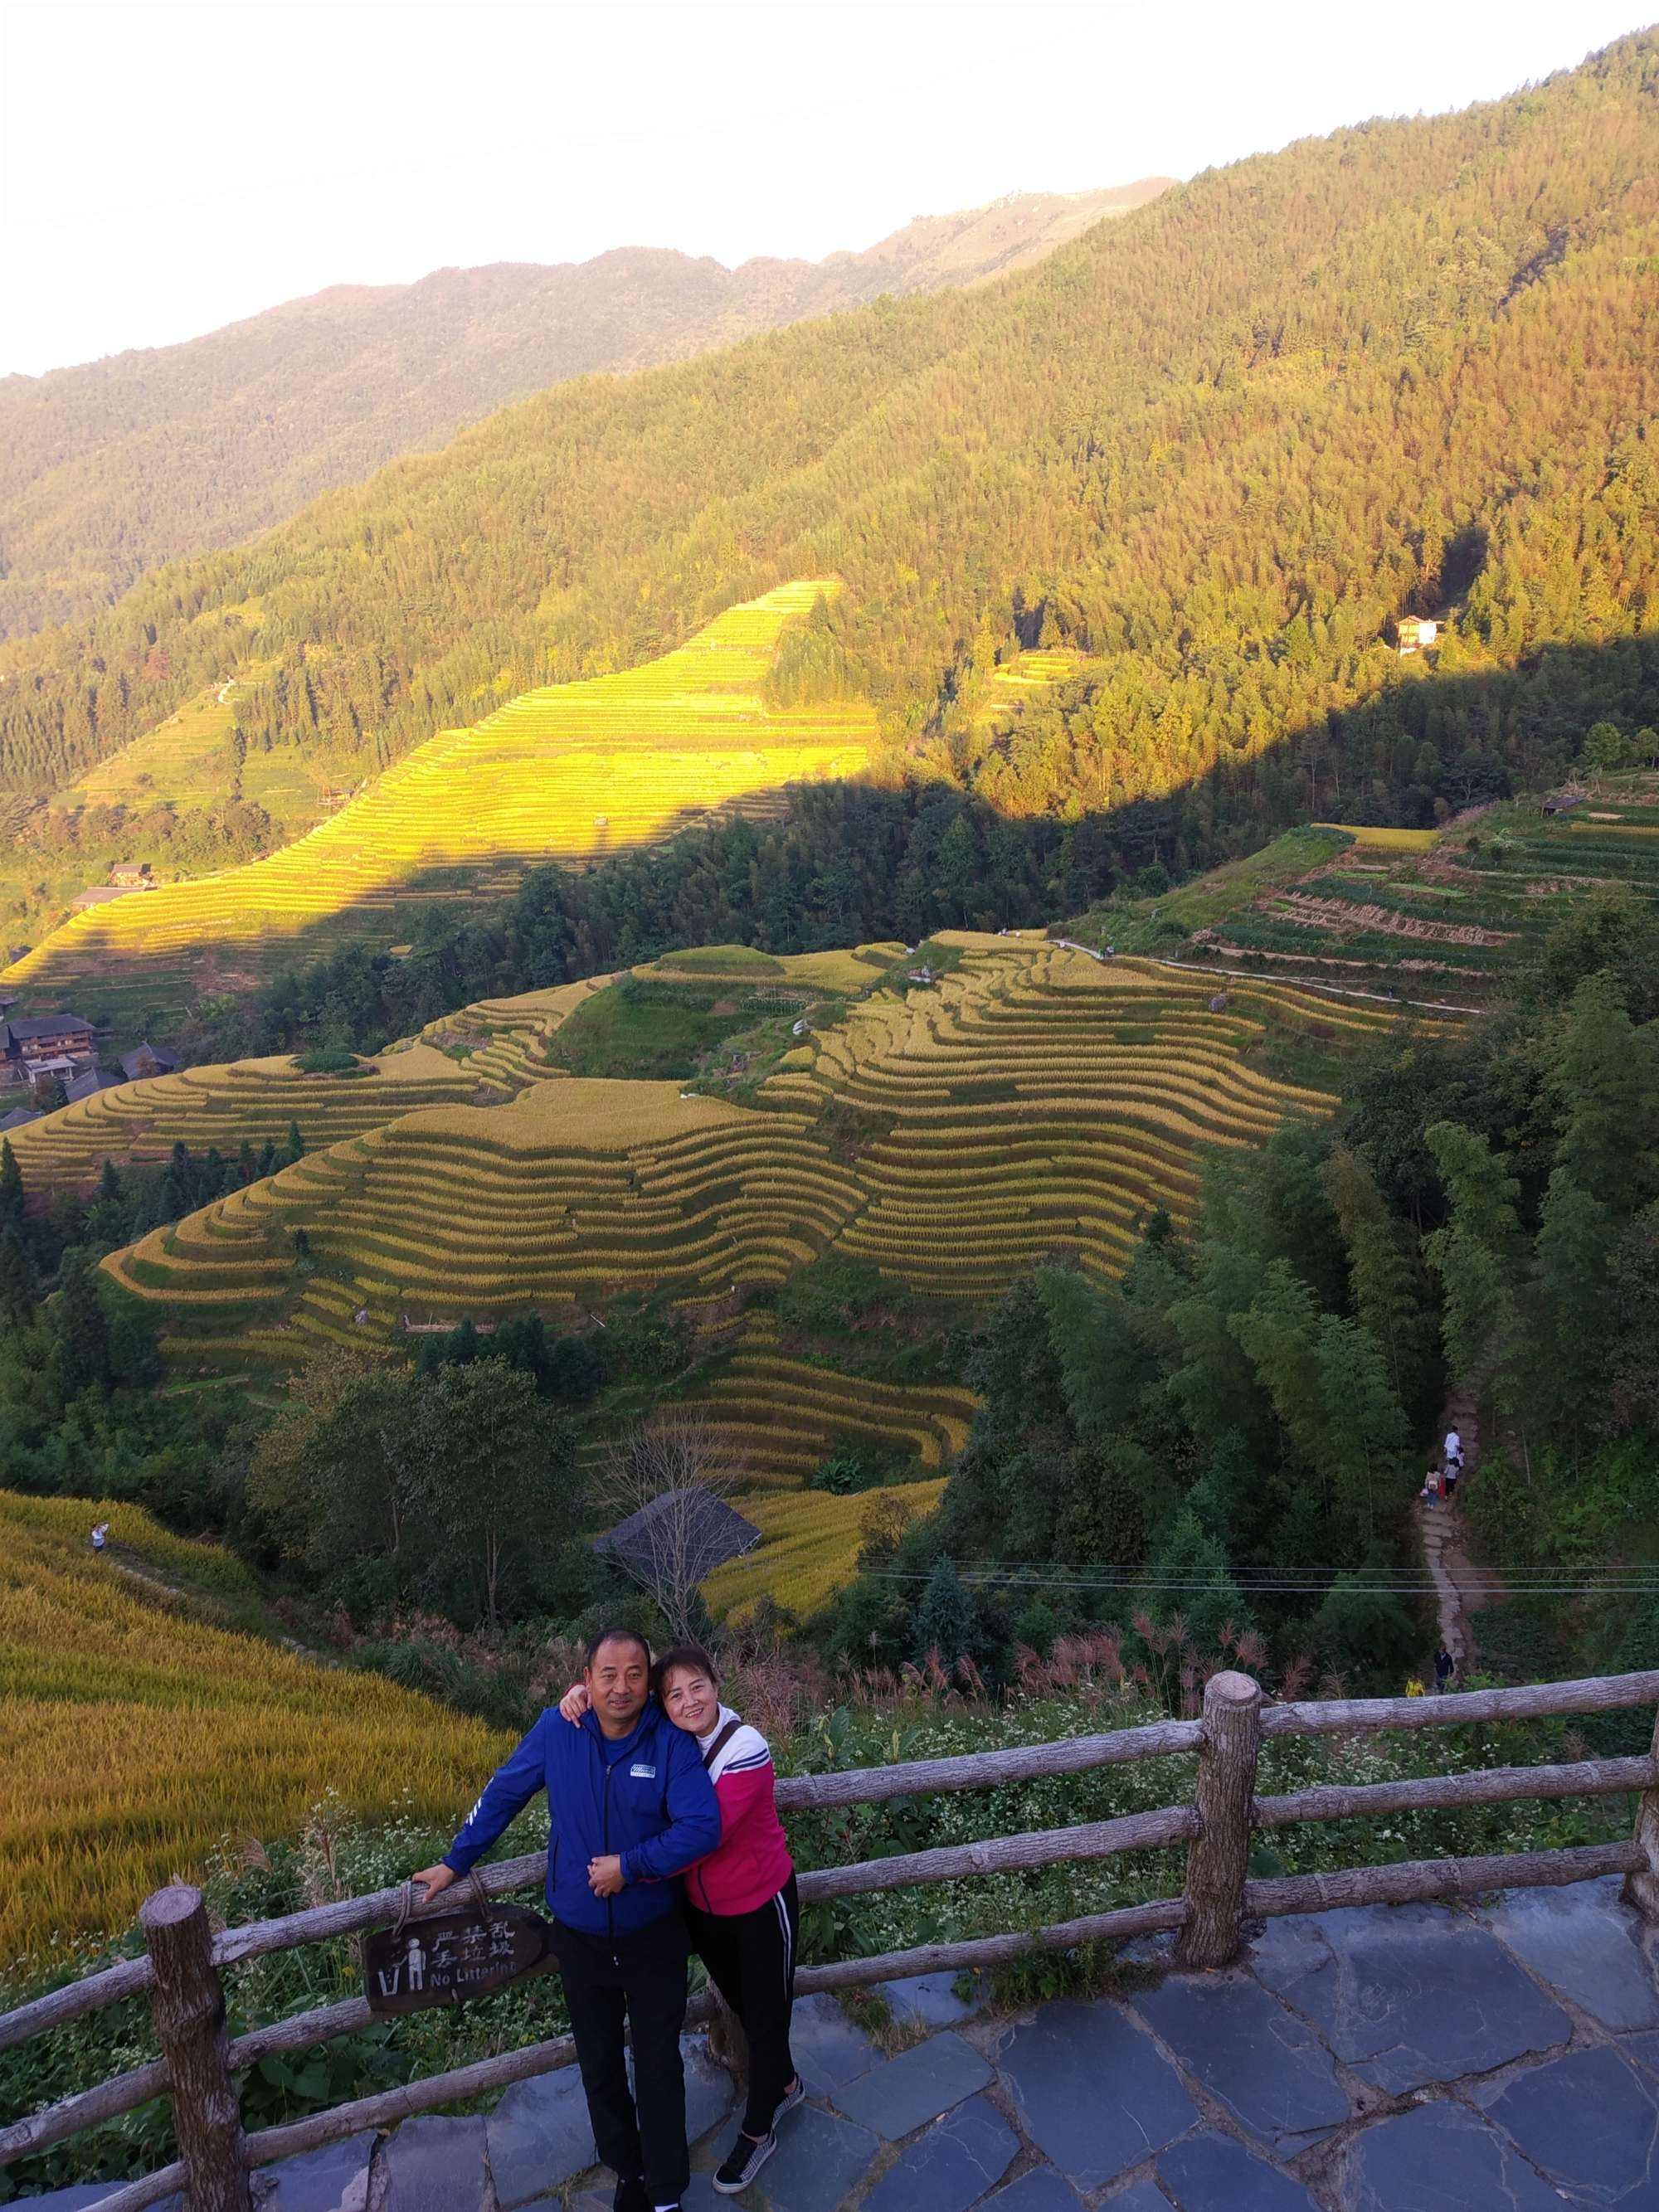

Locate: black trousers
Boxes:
[552,1912,691,2205]
[685,1875,800,2137]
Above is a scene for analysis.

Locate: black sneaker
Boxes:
[613,2176,649,2212]
[713,2128,777,2194]
[773,2075,806,2126]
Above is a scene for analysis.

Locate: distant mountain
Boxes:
[0,182,1169,641]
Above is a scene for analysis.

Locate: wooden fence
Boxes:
[7,1665,1659,2212]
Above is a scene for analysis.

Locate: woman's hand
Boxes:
[587,1854,624,1897]
[411,1864,455,1904]
[557,1683,590,1726]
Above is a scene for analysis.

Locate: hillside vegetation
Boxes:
[1,36,1652,880]
[0,186,1166,642]
[2,584,874,1020]
[0,1491,506,1958]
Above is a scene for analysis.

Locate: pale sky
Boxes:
[2,0,1653,378]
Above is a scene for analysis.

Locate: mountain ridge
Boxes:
[0,181,1170,642]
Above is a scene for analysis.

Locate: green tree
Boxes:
[51,1249,112,1398]
[411,1359,573,1631]
[913,1555,974,1669]
[1422,1121,1526,1394]
[0,1226,36,1332]
[1582,720,1627,784]
[0,1140,24,1237]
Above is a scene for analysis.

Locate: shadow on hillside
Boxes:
[11,632,1657,1046]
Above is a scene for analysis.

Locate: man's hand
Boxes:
[587,1854,624,1897]
[557,1683,590,1726]
[411,1864,455,1903]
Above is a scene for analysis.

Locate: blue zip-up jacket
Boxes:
[440,1701,719,1937]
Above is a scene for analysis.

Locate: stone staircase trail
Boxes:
[1418,1384,1495,1676]
[23,1879,1659,2210]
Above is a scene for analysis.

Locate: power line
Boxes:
[868,1567,1659,1597]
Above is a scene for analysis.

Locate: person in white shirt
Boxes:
[1444,1429,1463,1469]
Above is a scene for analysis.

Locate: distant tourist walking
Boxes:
[561,1643,803,2197]
[1444,1427,1464,1471]
[1421,1466,1442,1507]
[414,1628,720,2212]
[1434,1646,1456,1693]
[1443,1457,1460,1501]
[89,1520,109,1553]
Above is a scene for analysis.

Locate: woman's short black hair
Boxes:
[583,1625,653,1672]
[653,1642,720,1699]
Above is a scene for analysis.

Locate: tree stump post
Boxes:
[705,1986,750,2092]
[1176,1670,1262,1970]
[140,1884,251,2212]
[1624,1704,1659,1923]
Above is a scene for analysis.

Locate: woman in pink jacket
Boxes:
[561,1642,801,2195]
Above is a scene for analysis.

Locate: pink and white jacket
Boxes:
[681,1704,795,1917]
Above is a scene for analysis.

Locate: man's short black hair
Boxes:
[583,1625,653,1671]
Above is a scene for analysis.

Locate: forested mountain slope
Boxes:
[2,34,1652,864]
[0,184,1164,641]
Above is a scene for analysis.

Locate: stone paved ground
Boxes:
[22,1879,1659,2211]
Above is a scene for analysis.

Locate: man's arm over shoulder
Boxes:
[443,1712,551,1877]
[621,1723,721,1885]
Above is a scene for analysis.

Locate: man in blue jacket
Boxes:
[415,1627,720,2212]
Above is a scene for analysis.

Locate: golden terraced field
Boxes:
[0,1492,507,1959]
[2,977,613,1189]
[92,938,1412,1613]
[1,582,873,1015]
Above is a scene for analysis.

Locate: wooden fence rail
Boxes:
[7,1666,1659,2210]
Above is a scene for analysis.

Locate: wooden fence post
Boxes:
[1176,1670,1262,1970]
[140,1884,251,2212]
[1624,1705,1659,1923]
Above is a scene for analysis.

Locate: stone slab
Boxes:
[680,2036,739,2145]
[1343,2100,1567,2212]
[996,1999,1199,2190]
[1132,1971,1349,2149]
[1481,2043,1659,2205]
[1155,2128,1321,2212]
[980,2167,1092,2211]
[830,2030,992,2141]
[754,2103,880,2212]
[1098,2185,1175,2212]
[859,2093,1019,2212]
[883,1971,979,2027]
[1479,1876,1659,2034]
[264,2131,376,2211]
[789,1991,883,2096]
[1248,1904,1573,2097]
[486,2065,596,2206]
[379,2113,489,2212]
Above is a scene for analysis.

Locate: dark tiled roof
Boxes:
[66,1068,122,1102]
[119,1043,179,1081]
[593,1488,761,1582]
[7,1014,93,1040]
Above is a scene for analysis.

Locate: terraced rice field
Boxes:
[1184,784,1659,1004]
[3,976,613,1189]
[0,1490,506,1959]
[94,939,1401,1611]
[1,582,874,1020]
[680,1311,976,1485]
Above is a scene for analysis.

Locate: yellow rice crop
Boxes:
[0,1493,508,1962]
[1312,823,1443,852]
[2,583,874,1006]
